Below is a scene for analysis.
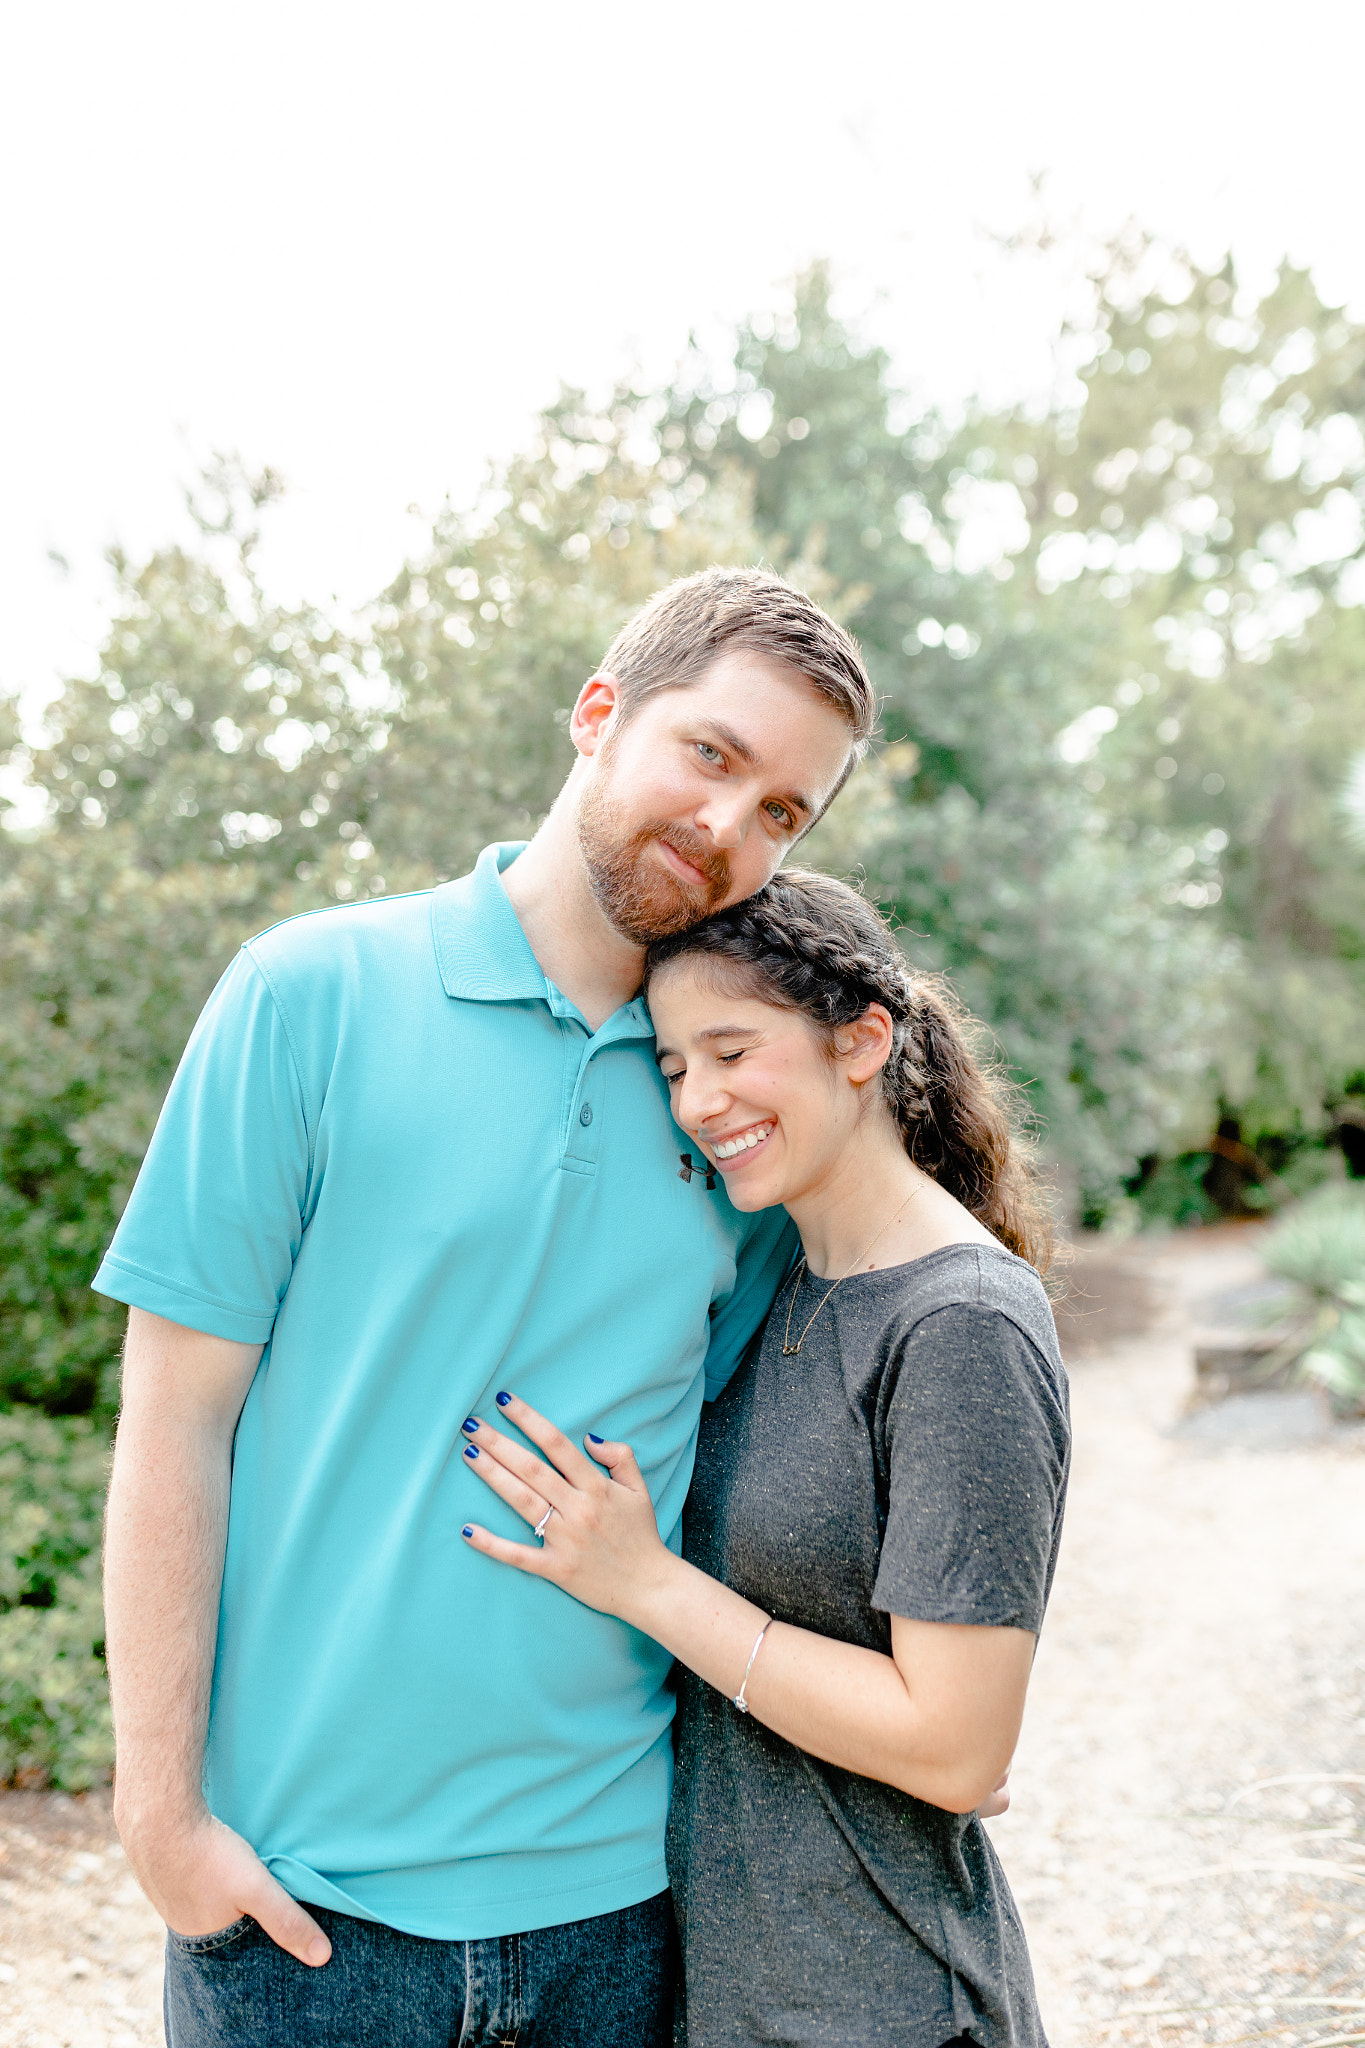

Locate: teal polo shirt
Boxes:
[93,842,793,1939]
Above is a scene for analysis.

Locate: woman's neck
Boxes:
[785,1115,996,1280]
[785,1120,924,1278]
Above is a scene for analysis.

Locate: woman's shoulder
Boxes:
[874,1241,1064,1378]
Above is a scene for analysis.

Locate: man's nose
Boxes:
[693,789,750,850]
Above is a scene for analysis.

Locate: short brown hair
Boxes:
[601,567,877,796]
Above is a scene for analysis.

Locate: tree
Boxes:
[956,230,1365,1167]
[656,267,1226,1209]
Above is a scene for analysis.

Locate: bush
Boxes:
[0,1407,113,1787]
[1260,1184,1365,1413]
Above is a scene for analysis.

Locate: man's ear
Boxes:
[569,673,622,759]
[838,1004,896,1086]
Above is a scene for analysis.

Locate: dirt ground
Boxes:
[996,1225,1365,2047]
[1,1223,1362,2048]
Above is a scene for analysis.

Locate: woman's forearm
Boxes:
[457,1395,1031,1812]
[623,1556,1024,1813]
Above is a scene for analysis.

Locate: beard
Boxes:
[576,772,731,946]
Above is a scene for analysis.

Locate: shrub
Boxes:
[1260,1183,1365,1413]
[0,1407,113,1787]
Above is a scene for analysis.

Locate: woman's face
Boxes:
[649,959,876,1213]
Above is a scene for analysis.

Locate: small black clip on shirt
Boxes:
[678,1151,717,1191]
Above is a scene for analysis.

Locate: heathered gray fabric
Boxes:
[668,1242,1070,2048]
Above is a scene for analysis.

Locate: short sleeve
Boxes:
[701,1208,798,1400]
[91,949,313,1344]
[871,1303,1069,1633]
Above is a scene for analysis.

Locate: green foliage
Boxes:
[957,230,1365,1140]
[0,1409,112,1787]
[0,1551,111,1790]
[3,237,1364,1781]
[1260,1183,1365,1410]
[1129,1152,1222,1230]
[365,397,762,879]
[657,268,1230,1200]
[0,826,299,1414]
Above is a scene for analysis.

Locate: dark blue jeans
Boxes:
[163,1892,676,2046]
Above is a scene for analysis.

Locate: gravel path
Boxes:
[2,1225,1362,2047]
[995,1226,1365,2047]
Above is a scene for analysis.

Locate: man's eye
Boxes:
[662,1069,684,1085]
[719,1050,745,1066]
[696,742,723,765]
[764,801,793,827]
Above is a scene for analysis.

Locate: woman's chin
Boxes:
[714,1164,785,1213]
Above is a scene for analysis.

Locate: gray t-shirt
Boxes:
[668,1242,1070,2048]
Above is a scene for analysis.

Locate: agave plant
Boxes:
[1260,1184,1365,1413]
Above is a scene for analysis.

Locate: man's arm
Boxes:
[104,1308,331,1966]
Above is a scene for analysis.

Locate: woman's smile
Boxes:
[703,1119,776,1168]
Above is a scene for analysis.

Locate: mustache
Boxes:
[650,825,730,894]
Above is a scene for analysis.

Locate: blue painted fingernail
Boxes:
[463,1444,479,1460]
[461,1417,478,1435]
[587,1432,604,1444]
[496,1391,512,1407]
[461,1525,473,1539]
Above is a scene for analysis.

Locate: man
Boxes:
[99,566,875,2045]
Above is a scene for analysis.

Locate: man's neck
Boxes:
[499,800,645,1031]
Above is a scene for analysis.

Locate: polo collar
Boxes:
[430,842,653,1041]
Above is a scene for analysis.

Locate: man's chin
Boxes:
[603,874,709,946]
[577,801,727,943]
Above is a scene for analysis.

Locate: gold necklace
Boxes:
[781,1192,917,1356]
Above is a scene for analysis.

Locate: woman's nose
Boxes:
[675,1069,728,1134]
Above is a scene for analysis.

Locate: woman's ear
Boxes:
[836,1004,895,1086]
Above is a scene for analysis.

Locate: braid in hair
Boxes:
[644,868,1053,1274]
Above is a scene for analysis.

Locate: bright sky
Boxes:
[3,0,1363,704]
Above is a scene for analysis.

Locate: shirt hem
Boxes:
[90,1254,279,1344]
[272,1851,670,1941]
[869,1589,1043,1633]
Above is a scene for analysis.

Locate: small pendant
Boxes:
[782,1341,803,1356]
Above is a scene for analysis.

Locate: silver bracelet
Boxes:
[732,1619,773,1714]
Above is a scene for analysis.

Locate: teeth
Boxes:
[712,1124,773,1161]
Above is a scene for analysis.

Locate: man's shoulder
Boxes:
[238,888,442,1022]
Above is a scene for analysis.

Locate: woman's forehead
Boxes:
[648,959,807,1043]
[649,953,765,1010]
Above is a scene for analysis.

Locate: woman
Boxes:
[459,869,1069,2048]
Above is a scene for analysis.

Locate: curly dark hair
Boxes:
[644,867,1054,1274]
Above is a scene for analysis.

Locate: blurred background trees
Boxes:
[2,234,1363,1781]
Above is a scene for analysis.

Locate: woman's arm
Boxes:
[459,1396,1032,1814]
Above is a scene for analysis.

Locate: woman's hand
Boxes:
[459,1400,1028,1815]
[459,1393,677,1626]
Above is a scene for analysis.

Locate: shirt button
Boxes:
[579,1104,594,1126]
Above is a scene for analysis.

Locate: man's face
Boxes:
[573,646,855,945]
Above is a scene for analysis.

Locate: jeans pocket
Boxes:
[167,1914,254,1954]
